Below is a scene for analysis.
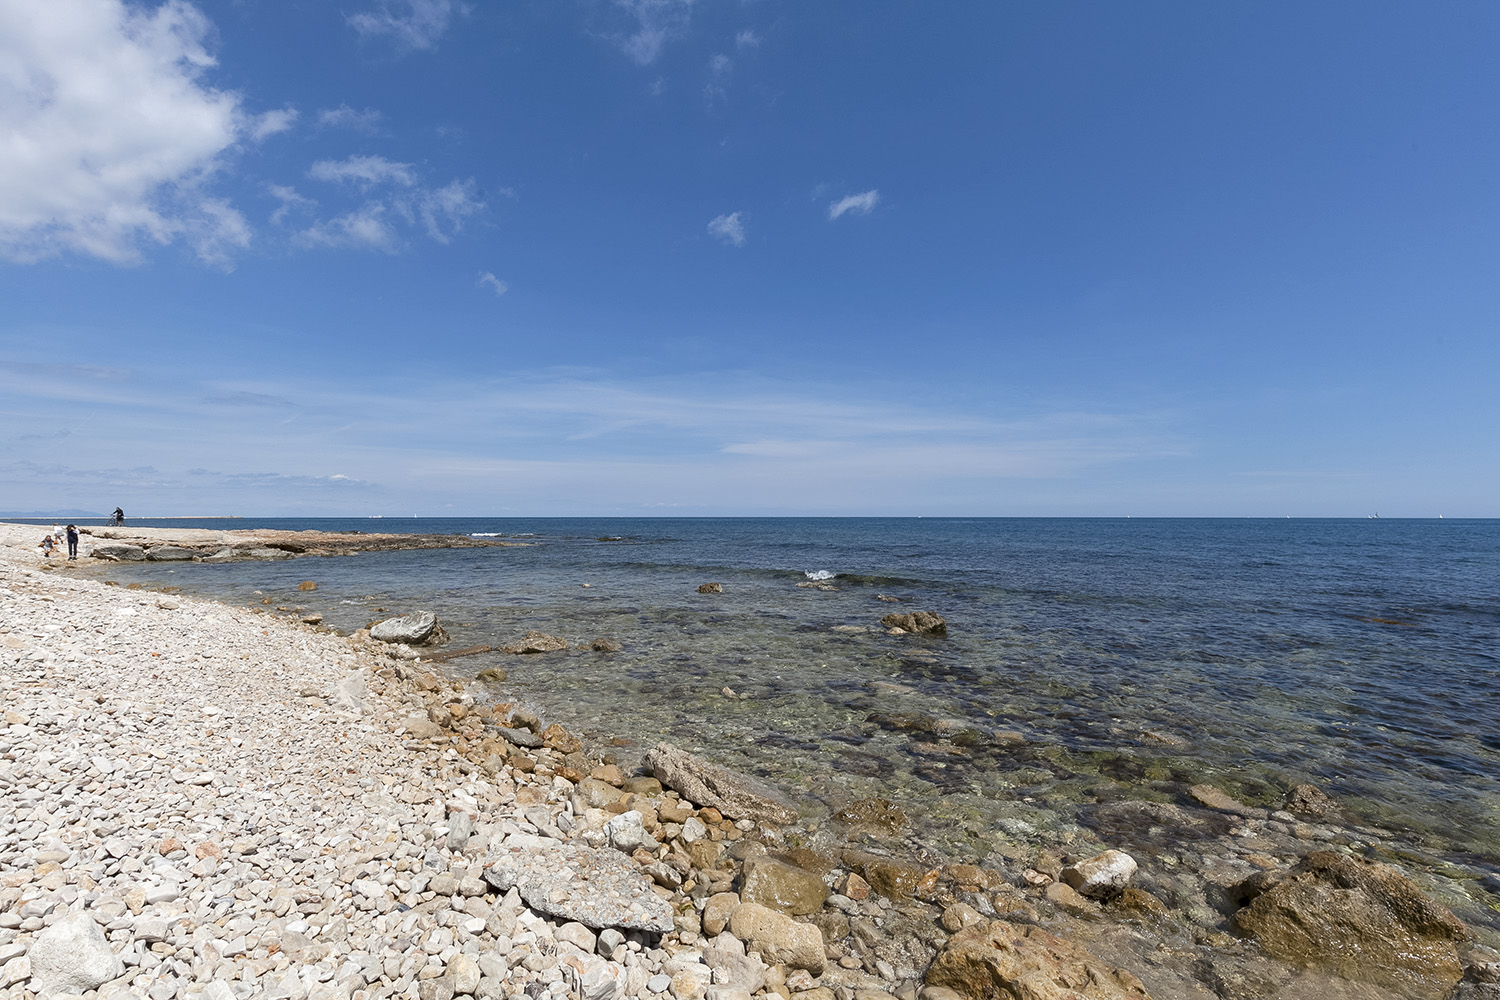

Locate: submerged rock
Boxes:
[1282,782,1342,819]
[880,611,947,635]
[645,742,798,825]
[1061,849,1137,899]
[1232,850,1469,998]
[502,630,568,653]
[696,582,723,594]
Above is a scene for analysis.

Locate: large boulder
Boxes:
[484,835,673,933]
[880,611,947,635]
[28,911,125,994]
[925,919,1153,1000]
[645,743,798,825]
[1061,850,1137,899]
[1232,851,1469,998]
[740,855,829,916]
[371,611,439,644]
[90,543,145,561]
[727,902,824,975]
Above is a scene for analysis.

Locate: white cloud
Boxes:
[828,189,879,220]
[249,107,298,141]
[308,155,417,188]
[709,53,731,78]
[478,272,508,296]
[613,0,695,66]
[318,104,384,133]
[707,212,746,247]
[347,0,460,51]
[0,0,247,265]
[735,29,760,49]
[412,179,484,243]
[267,184,314,226]
[294,203,399,252]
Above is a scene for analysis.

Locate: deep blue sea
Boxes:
[57,516,1500,883]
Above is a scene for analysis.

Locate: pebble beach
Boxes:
[3,521,1498,1000]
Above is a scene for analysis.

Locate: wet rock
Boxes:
[727,902,825,975]
[297,580,318,590]
[483,834,674,932]
[1189,784,1267,819]
[833,797,907,838]
[842,849,940,902]
[475,667,508,682]
[146,544,199,561]
[502,630,569,653]
[1283,782,1342,819]
[591,638,623,652]
[371,611,439,644]
[697,582,724,594]
[1232,850,1469,998]
[879,611,947,635]
[1060,849,1137,899]
[739,855,830,916]
[28,911,125,994]
[1108,886,1172,920]
[543,723,583,754]
[925,919,1153,1000]
[645,742,799,825]
[1043,882,1098,918]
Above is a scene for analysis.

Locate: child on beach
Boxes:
[40,535,54,558]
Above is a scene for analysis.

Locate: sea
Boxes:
[45,516,1500,914]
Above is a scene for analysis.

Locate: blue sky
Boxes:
[2,0,1497,516]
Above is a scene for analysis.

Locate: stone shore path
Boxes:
[0,524,764,1000]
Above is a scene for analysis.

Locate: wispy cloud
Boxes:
[318,104,384,133]
[735,29,761,49]
[267,184,315,226]
[294,203,400,252]
[0,0,247,266]
[308,155,417,188]
[347,0,462,51]
[248,107,298,141]
[478,272,508,296]
[612,0,696,66]
[707,212,746,247]
[829,190,880,220]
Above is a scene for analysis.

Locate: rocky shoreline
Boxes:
[3,523,1498,1000]
[57,525,519,564]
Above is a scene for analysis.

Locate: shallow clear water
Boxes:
[81,516,1500,880]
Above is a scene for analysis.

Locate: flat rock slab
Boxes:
[484,835,674,933]
[645,742,799,826]
[371,612,438,644]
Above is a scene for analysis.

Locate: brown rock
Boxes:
[841,850,941,902]
[879,611,947,635]
[697,582,723,594]
[1109,887,1171,920]
[1043,881,1098,918]
[833,797,907,838]
[1283,782,1341,819]
[925,919,1153,1000]
[1189,784,1267,818]
[590,638,623,652]
[158,837,184,856]
[702,892,740,936]
[1232,850,1468,998]
[728,902,825,975]
[297,580,317,591]
[543,723,582,754]
[837,872,870,900]
[502,630,569,653]
[740,856,830,916]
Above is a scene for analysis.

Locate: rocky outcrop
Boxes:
[644,743,798,825]
[370,612,439,644]
[696,582,723,594]
[483,835,674,933]
[925,919,1154,1000]
[90,543,145,561]
[880,611,947,635]
[1282,782,1342,819]
[145,545,199,561]
[1232,851,1469,998]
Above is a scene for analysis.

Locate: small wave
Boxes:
[805,569,837,581]
[470,532,503,538]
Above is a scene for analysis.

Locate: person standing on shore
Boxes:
[65,524,79,559]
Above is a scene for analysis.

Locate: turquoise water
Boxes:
[80,517,1500,890]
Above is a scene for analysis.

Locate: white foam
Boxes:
[804,569,836,581]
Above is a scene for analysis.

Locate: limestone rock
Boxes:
[697,582,723,594]
[603,811,659,854]
[702,893,740,937]
[739,855,829,916]
[924,919,1153,1000]
[1283,783,1341,819]
[645,742,798,825]
[483,835,673,933]
[90,543,145,561]
[1232,851,1469,998]
[841,849,940,902]
[145,545,199,561]
[879,611,946,635]
[727,902,825,975]
[833,797,907,838]
[371,611,439,644]
[1060,850,1137,899]
[28,911,125,995]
